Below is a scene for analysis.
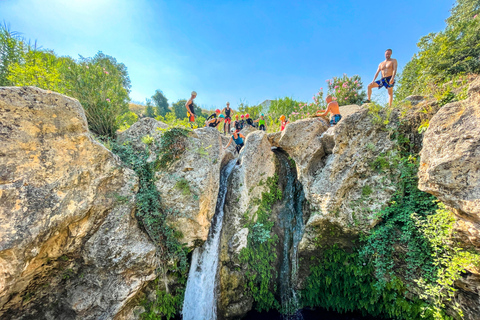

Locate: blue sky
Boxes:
[1,0,454,110]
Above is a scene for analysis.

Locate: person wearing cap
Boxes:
[221,102,233,135]
[224,128,245,153]
[185,91,197,127]
[279,115,289,131]
[254,113,267,131]
[206,114,225,128]
[245,113,254,127]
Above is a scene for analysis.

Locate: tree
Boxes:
[172,99,202,119]
[145,98,156,118]
[152,89,169,117]
[396,0,480,99]
[61,53,131,137]
[0,24,24,86]
[326,74,366,106]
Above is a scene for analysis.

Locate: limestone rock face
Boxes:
[268,111,397,246]
[418,79,480,319]
[419,77,480,228]
[0,87,156,320]
[155,127,236,247]
[218,130,276,319]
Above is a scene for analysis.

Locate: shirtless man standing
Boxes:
[316,95,342,126]
[367,49,398,106]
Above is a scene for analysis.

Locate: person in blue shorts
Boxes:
[367,49,398,106]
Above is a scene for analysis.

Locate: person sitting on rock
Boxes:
[280,115,289,131]
[254,113,267,131]
[245,113,255,127]
[316,95,342,126]
[224,128,245,153]
[206,114,225,128]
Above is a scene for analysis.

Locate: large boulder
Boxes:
[0,87,156,319]
[154,127,236,247]
[418,77,480,227]
[218,130,276,319]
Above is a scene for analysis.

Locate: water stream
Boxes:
[182,160,237,320]
[274,150,305,320]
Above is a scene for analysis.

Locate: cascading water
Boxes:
[182,160,237,320]
[274,150,305,320]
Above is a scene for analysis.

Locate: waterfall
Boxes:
[182,160,237,320]
[275,150,305,320]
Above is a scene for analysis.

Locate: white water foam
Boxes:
[182,160,236,320]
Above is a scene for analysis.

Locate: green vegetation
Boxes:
[154,127,190,169]
[239,175,283,311]
[396,0,480,101]
[110,127,193,319]
[117,111,139,131]
[175,178,191,196]
[302,246,429,319]
[140,278,186,320]
[152,89,170,117]
[326,74,366,106]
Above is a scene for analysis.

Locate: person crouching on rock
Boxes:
[224,128,245,153]
[206,114,225,128]
[316,95,342,127]
[245,113,255,127]
[206,108,221,124]
[254,113,267,131]
[280,115,289,131]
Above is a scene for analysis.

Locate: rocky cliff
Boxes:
[0,87,156,320]
[1,80,479,320]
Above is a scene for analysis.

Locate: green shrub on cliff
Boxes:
[396,0,480,100]
[240,175,283,312]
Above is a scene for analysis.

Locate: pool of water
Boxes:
[245,307,382,320]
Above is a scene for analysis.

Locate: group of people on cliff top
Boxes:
[184,49,397,153]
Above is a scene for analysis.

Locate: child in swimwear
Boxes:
[316,95,342,126]
[254,113,267,131]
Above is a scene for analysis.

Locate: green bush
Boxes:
[302,246,430,320]
[396,0,480,100]
[240,175,283,311]
[326,74,367,106]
